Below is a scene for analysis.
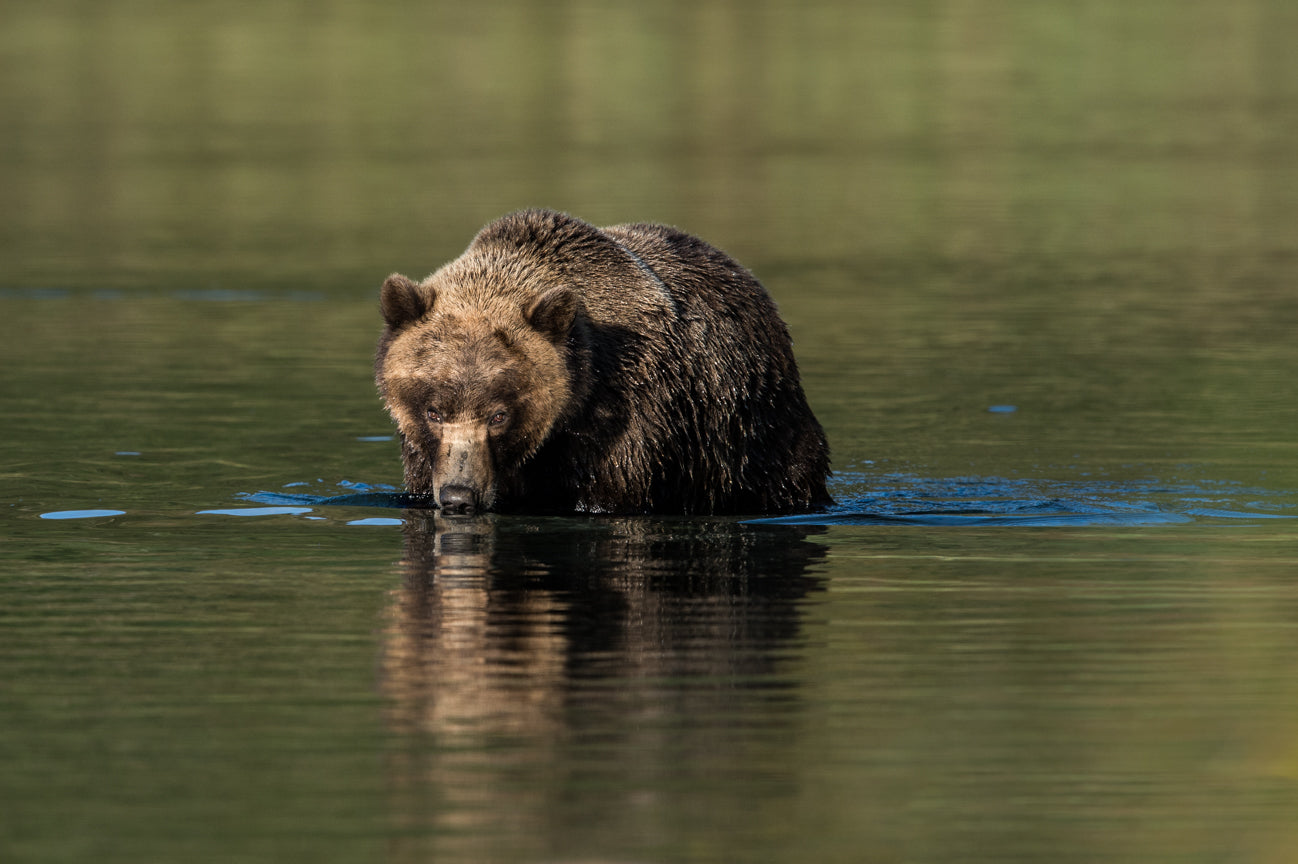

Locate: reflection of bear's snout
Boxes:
[438,485,478,514]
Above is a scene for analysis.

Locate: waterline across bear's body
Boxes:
[374,209,831,515]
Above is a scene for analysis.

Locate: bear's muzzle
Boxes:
[431,420,495,513]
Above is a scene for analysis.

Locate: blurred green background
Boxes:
[7,0,1297,287]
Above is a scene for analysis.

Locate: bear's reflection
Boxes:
[381,511,826,859]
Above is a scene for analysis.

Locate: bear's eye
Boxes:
[426,407,443,423]
[488,410,508,427]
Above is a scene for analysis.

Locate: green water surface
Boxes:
[3,2,1298,862]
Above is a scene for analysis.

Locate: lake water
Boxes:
[4,2,1298,862]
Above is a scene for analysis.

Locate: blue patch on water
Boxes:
[198,506,315,517]
[241,481,427,510]
[750,473,1298,527]
[40,509,126,520]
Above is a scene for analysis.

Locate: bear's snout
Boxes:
[428,420,495,512]
[438,484,478,514]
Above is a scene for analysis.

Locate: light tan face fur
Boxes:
[380,306,572,509]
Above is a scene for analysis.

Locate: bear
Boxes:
[374,209,831,516]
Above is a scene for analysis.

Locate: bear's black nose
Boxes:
[438,485,478,514]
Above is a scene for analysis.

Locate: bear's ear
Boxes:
[380,273,434,330]
[526,287,579,343]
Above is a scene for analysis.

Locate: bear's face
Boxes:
[377,273,579,513]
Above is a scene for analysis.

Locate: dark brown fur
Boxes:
[375,209,831,515]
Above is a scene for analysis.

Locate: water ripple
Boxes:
[232,475,1298,528]
[751,473,1297,527]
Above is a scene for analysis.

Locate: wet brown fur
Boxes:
[375,209,832,515]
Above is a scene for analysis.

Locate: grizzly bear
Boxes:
[374,209,831,515]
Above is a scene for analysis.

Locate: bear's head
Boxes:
[375,271,581,513]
